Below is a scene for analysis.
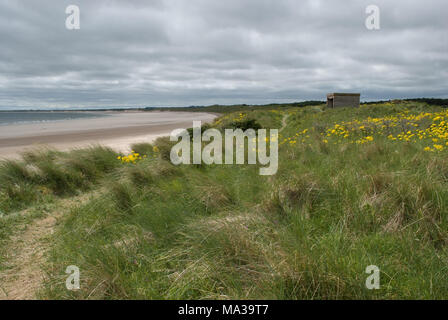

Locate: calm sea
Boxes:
[0,112,107,126]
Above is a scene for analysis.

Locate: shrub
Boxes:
[227,119,262,131]
[130,143,154,156]
[36,161,85,195]
[77,146,119,173]
[0,160,33,184]
[110,181,135,212]
[153,137,175,161]
[127,165,153,186]
[22,149,60,164]
[1,182,38,211]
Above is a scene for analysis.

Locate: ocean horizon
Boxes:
[0,111,108,126]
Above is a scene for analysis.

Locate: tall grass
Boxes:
[0,146,119,214]
[2,102,447,299]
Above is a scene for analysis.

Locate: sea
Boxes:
[0,111,107,126]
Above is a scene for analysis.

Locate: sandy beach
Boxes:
[0,111,217,159]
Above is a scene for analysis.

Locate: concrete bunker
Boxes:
[327,93,360,108]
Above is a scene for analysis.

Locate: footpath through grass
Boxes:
[2,101,448,299]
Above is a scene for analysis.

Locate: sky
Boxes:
[0,0,447,109]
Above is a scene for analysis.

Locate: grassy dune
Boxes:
[2,101,448,299]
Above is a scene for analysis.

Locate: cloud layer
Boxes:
[0,0,447,109]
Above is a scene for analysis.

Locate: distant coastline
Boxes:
[0,97,446,113]
[0,111,217,159]
[0,111,108,126]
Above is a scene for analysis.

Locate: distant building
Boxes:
[327,93,360,108]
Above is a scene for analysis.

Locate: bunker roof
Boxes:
[327,93,361,97]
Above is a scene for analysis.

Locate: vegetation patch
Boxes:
[2,100,448,299]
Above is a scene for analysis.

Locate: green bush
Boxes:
[227,119,262,131]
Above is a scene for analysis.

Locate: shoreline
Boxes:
[0,111,217,160]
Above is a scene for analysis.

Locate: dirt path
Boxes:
[0,194,92,300]
[280,113,290,131]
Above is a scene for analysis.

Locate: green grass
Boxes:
[3,101,448,299]
[0,145,119,212]
[0,146,120,269]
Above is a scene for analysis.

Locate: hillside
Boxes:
[1,100,448,299]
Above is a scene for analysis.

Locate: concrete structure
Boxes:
[327,93,360,108]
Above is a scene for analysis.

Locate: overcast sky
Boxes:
[0,0,447,109]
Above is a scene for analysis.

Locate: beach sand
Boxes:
[0,111,217,159]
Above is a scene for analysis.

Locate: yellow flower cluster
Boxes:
[319,109,448,151]
[281,108,448,152]
[233,113,247,121]
[280,128,310,145]
[117,151,147,164]
[213,112,247,125]
[355,136,374,145]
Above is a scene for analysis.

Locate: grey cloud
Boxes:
[0,0,447,109]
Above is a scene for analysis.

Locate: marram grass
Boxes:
[2,101,448,299]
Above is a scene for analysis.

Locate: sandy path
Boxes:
[0,213,58,299]
[280,113,289,131]
[0,193,95,300]
[0,111,217,159]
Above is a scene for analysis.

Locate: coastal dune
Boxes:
[0,111,217,159]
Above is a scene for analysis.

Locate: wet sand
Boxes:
[0,111,217,159]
